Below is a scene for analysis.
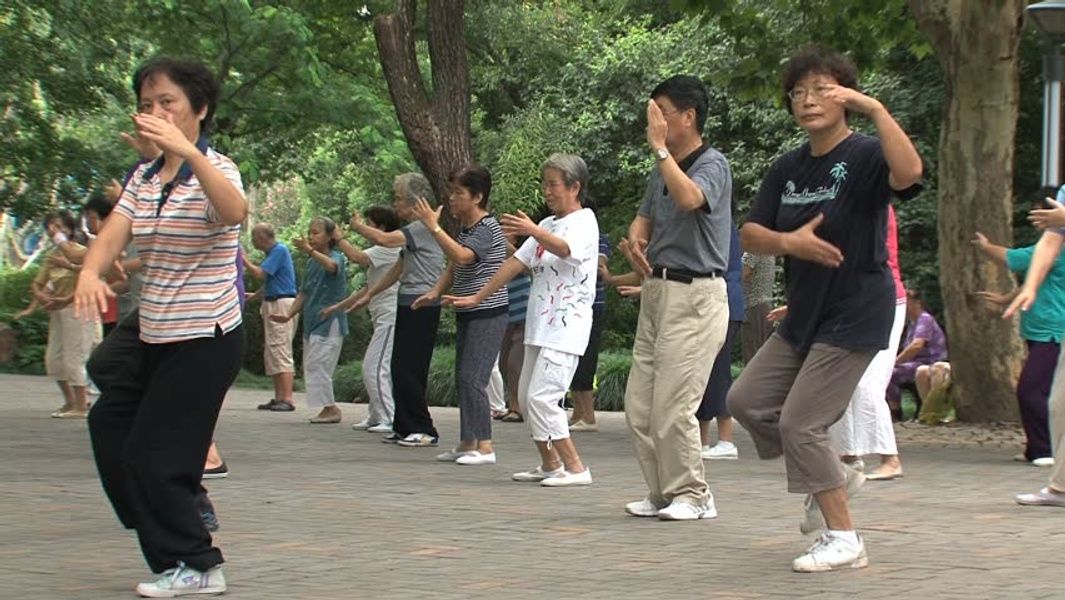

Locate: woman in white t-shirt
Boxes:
[327,206,403,432]
[447,153,599,487]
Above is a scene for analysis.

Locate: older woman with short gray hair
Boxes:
[351,172,447,446]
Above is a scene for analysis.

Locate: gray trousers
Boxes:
[455,313,508,442]
[727,333,874,495]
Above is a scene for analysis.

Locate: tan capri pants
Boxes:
[261,298,296,375]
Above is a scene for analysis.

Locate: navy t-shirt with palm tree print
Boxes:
[746,132,921,353]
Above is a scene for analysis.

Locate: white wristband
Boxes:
[52,231,69,245]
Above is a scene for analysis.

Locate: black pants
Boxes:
[87,310,243,573]
[391,304,441,438]
[697,320,741,421]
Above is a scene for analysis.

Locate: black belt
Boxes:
[264,294,296,301]
[649,266,721,284]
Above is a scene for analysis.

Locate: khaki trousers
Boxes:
[624,277,728,506]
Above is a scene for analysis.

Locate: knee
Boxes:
[725,386,751,423]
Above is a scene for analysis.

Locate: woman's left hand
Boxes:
[131,113,198,159]
[817,84,884,117]
[500,210,538,238]
[292,237,312,254]
[411,198,442,231]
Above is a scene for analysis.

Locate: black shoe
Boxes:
[203,462,228,479]
[381,432,402,444]
[267,400,295,412]
[257,399,277,410]
[201,510,220,532]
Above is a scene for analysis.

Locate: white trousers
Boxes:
[304,320,344,409]
[487,355,505,412]
[362,320,395,424]
[518,345,579,442]
[830,300,906,456]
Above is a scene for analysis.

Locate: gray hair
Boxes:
[541,153,589,203]
[393,172,435,206]
[251,223,275,239]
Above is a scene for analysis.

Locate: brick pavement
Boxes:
[0,373,1061,599]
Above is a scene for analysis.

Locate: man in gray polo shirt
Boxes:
[622,75,732,521]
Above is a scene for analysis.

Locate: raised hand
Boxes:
[1029,198,1065,230]
[500,210,539,239]
[411,291,440,310]
[131,113,197,159]
[783,214,843,267]
[73,271,115,323]
[292,237,311,254]
[119,129,162,160]
[411,197,442,231]
[767,305,788,323]
[646,99,667,150]
[442,294,479,310]
[816,84,884,117]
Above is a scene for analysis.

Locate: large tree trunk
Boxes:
[910,0,1026,421]
[374,0,471,214]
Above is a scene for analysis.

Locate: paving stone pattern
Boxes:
[0,374,1060,599]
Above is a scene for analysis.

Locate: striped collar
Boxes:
[141,136,210,183]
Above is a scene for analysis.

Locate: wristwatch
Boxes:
[432,225,443,234]
[654,148,669,161]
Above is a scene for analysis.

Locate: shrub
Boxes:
[333,359,366,403]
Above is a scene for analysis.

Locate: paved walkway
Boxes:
[0,374,1060,599]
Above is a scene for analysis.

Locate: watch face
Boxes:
[656,149,669,160]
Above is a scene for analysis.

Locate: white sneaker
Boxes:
[800,464,865,535]
[512,465,565,482]
[1032,457,1056,467]
[351,418,373,431]
[792,532,868,572]
[136,563,226,597]
[396,433,439,447]
[701,442,738,460]
[540,468,592,487]
[568,419,599,432]
[456,451,497,465]
[657,498,718,521]
[367,423,393,433]
[625,498,667,517]
[436,449,478,462]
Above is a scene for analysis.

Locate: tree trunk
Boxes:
[373,0,471,216]
[909,0,1026,421]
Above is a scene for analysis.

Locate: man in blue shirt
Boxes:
[244,223,298,411]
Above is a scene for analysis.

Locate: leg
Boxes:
[522,346,583,469]
[487,356,506,415]
[454,315,507,452]
[390,305,441,437]
[697,319,741,447]
[204,442,223,470]
[914,364,933,418]
[363,321,395,425]
[1017,341,1057,460]
[304,322,344,420]
[86,310,146,530]
[727,333,805,461]
[569,309,605,424]
[501,323,526,414]
[123,326,244,573]
[262,298,297,406]
[624,279,665,502]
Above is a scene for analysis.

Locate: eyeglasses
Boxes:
[540,180,566,191]
[786,85,833,102]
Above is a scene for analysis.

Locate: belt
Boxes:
[264,294,297,301]
[649,266,721,284]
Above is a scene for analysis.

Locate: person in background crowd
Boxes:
[447,153,598,487]
[349,173,446,447]
[697,224,743,460]
[327,206,403,433]
[244,223,298,412]
[568,230,611,432]
[495,243,531,423]
[741,252,776,363]
[887,288,947,421]
[410,165,509,465]
[270,218,348,424]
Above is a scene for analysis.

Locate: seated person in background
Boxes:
[887,288,947,421]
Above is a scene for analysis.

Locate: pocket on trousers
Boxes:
[537,348,572,388]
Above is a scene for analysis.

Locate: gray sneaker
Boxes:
[1015,487,1065,507]
[800,464,866,535]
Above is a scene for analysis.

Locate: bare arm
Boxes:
[73,215,133,320]
[895,339,927,364]
[500,211,571,258]
[243,252,266,280]
[740,216,843,268]
[444,257,526,308]
[970,232,1008,266]
[351,216,406,248]
[1005,231,1065,318]
[335,238,372,266]
[362,260,404,303]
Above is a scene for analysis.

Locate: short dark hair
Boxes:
[781,45,859,117]
[449,165,493,210]
[906,287,923,303]
[650,75,709,133]
[309,217,337,249]
[363,206,401,232]
[133,56,221,133]
[85,192,113,220]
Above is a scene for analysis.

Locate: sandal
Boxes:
[499,410,524,423]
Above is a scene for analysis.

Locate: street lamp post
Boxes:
[1027,1,1065,187]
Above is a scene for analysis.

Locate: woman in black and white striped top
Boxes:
[411,165,509,465]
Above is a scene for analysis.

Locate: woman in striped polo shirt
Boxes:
[73,57,244,597]
[411,165,509,465]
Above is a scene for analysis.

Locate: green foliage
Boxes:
[333,359,365,403]
[595,351,634,411]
